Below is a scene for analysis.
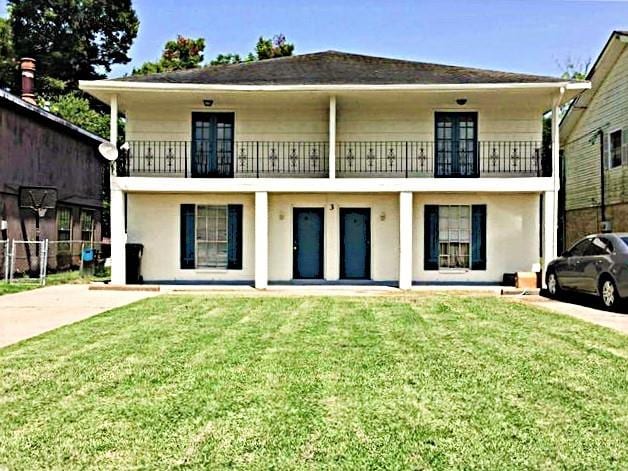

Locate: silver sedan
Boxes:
[546,233,628,310]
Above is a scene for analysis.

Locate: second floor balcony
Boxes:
[116,139,549,179]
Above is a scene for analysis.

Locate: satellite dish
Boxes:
[98,142,119,161]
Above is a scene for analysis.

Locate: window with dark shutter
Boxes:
[228,205,243,269]
[471,205,486,270]
[424,205,439,270]
[180,204,196,269]
[181,204,243,270]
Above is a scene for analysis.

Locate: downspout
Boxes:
[599,129,606,223]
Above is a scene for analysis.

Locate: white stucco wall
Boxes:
[126,191,540,284]
[126,193,255,282]
[412,193,541,283]
[268,193,400,281]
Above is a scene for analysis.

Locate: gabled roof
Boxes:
[560,31,628,141]
[0,89,107,145]
[115,50,566,86]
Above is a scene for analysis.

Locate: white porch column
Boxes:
[399,192,413,290]
[542,94,562,286]
[542,191,557,287]
[255,191,268,289]
[110,188,126,284]
[329,95,336,179]
[109,94,118,145]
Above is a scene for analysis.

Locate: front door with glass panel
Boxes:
[435,112,478,177]
[192,112,234,178]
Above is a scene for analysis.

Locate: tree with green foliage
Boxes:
[133,36,205,75]
[8,0,139,96]
[208,34,294,66]
[44,93,111,138]
[558,57,591,81]
[0,17,15,90]
[210,52,255,66]
[255,34,294,60]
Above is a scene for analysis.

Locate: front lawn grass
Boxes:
[0,269,110,296]
[0,295,626,469]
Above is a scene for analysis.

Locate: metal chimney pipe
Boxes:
[20,57,36,105]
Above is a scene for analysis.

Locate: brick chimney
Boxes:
[20,58,37,105]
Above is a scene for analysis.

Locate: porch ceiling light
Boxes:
[456,98,467,106]
[203,99,214,107]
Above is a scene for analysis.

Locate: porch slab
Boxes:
[158,284,509,297]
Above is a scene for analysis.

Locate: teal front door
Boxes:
[293,208,324,279]
[340,208,371,279]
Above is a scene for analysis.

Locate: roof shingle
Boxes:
[115,50,565,85]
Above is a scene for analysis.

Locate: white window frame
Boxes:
[195,205,229,269]
[608,128,623,169]
[438,205,472,270]
[79,209,94,244]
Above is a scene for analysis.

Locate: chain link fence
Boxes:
[2,239,111,285]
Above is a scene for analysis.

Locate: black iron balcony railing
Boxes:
[116,140,329,178]
[235,141,329,177]
[337,141,434,177]
[479,141,545,176]
[338,140,546,177]
[116,140,548,178]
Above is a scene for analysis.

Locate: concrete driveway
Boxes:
[0,284,159,348]
[514,293,628,334]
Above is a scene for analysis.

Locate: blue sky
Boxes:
[2,0,627,78]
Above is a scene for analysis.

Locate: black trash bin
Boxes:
[125,243,144,284]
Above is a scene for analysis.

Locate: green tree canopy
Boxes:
[210,34,295,65]
[0,17,15,89]
[255,34,294,60]
[44,92,111,138]
[8,0,138,96]
[133,36,205,75]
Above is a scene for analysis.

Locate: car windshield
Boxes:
[621,237,628,248]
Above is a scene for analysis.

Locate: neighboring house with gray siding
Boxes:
[560,31,628,249]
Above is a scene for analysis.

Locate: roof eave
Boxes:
[80,80,584,92]
[80,80,589,109]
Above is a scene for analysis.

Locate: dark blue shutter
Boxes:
[471,205,486,270]
[228,205,243,269]
[180,204,195,269]
[424,205,439,270]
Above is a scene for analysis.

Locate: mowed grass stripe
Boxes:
[0,295,626,469]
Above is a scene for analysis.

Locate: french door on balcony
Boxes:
[191,112,234,178]
[435,112,478,177]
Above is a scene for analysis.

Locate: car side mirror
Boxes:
[561,251,570,258]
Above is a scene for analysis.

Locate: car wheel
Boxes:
[547,271,560,298]
[599,278,619,310]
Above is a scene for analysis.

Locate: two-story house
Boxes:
[560,31,628,249]
[80,51,587,287]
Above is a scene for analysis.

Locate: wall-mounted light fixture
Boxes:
[203,99,214,107]
[456,98,467,106]
[279,211,285,220]
[380,211,386,222]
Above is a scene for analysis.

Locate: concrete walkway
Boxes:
[512,295,628,334]
[0,284,159,348]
